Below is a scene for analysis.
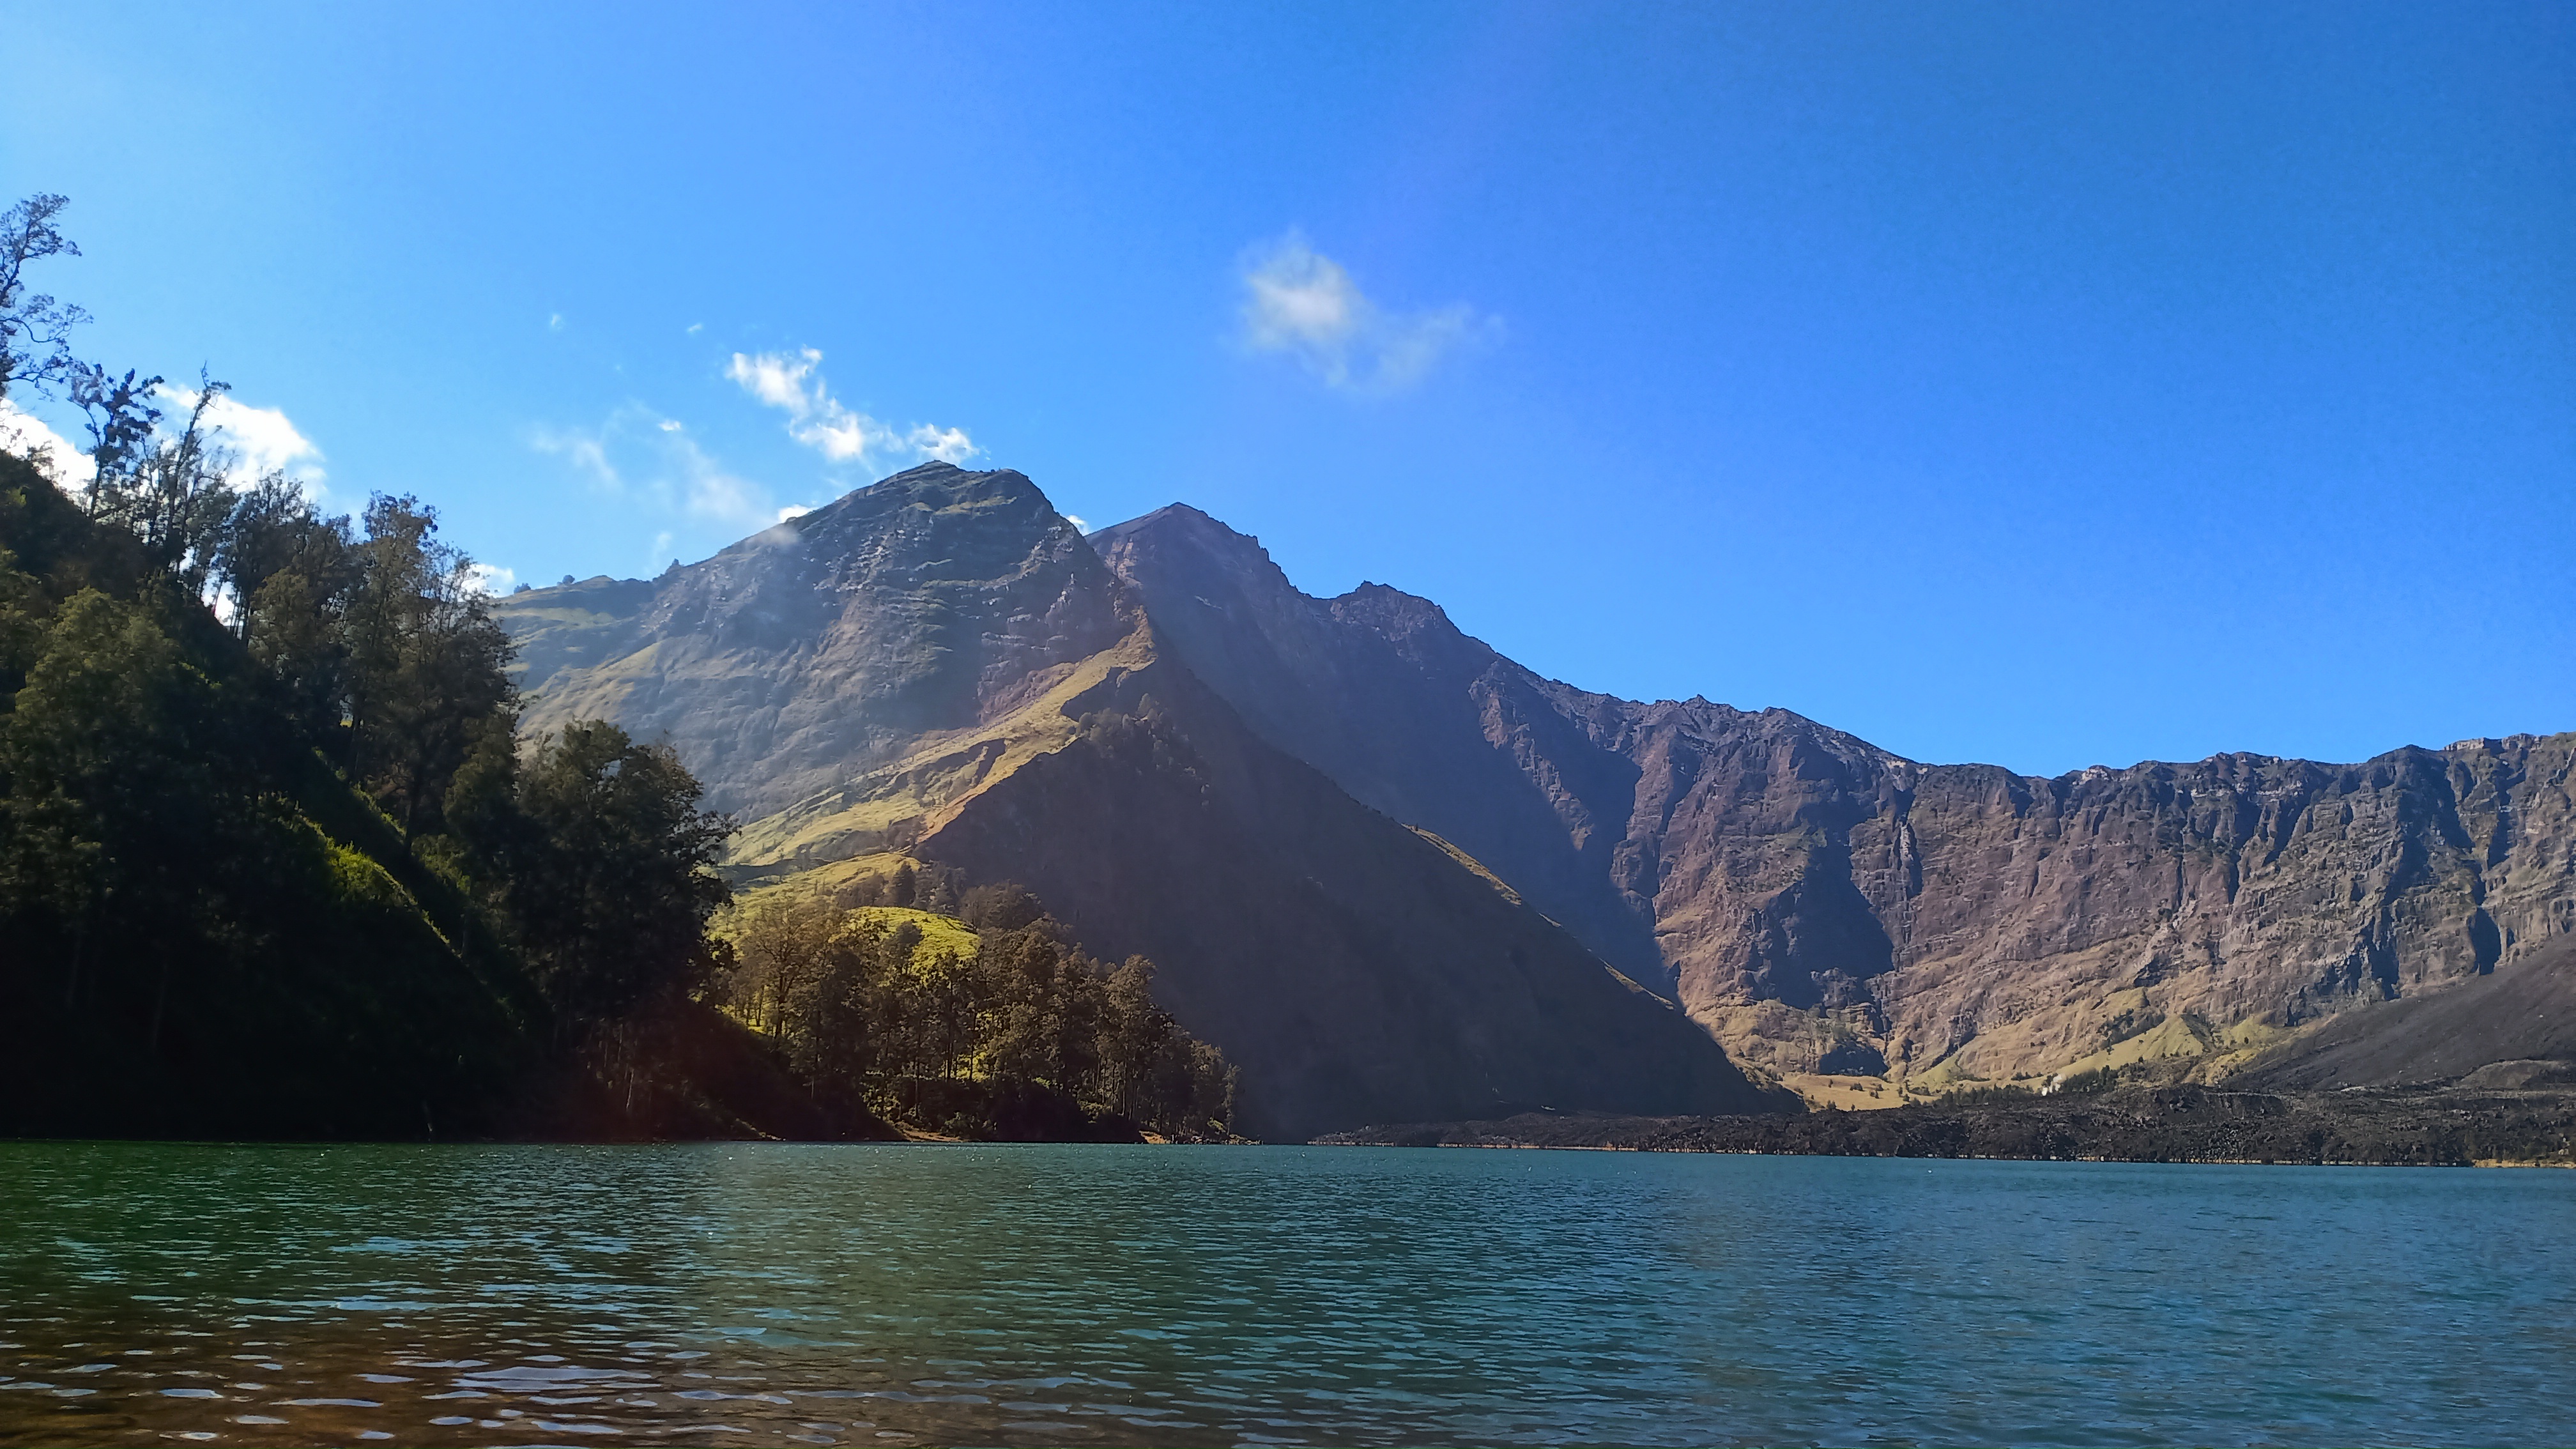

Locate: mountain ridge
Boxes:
[1084,495,2576,1093]
[499,464,2576,1118]
[498,463,1793,1137]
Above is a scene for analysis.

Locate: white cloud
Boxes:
[160,386,327,493]
[464,562,518,595]
[12,388,332,498]
[549,313,565,332]
[1063,513,1090,533]
[776,503,813,523]
[728,349,816,414]
[907,423,977,463]
[725,348,979,473]
[1238,231,1499,394]
[0,398,94,489]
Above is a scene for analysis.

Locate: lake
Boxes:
[1,1142,2568,1446]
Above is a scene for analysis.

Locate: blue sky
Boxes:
[4,1,2569,776]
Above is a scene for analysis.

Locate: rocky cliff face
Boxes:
[498,470,2576,1108]
[495,466,1791,1137]
[503,463,1125,820]
[1092,504,2576,1090]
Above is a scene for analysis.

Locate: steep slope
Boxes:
[504,462,1126,820]
[1091,507,1664,988]
[1092,504,2576,1091]
[915,655,1774,1138]
[0,452,537,1139]
[2235,929,2576,1091]
[496,467,1790,1137]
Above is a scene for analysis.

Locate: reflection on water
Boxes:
[2,1142,2573,1446]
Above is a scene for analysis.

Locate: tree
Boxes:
[339,494,516,838]
[87,379,237,596]
[67,364,162,494]
[0,586,240,1039]
[723,879,1240,1138]
[0,194,87,403]
[459,720,733,1033]
[218,475,360,732]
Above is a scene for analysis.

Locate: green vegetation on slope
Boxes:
[0,194,757,1140]
[724,871,1239,1141]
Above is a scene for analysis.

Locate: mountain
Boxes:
[1089,502,2576,1093]
[497,464,1790,1138]
[504,465,1126,824]
[500,464,2576,1121]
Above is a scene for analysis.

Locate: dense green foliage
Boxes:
[728,880,1238,1140]
[0,450,539,1135]
[448,721,733,1030]
[0,194,737,1138]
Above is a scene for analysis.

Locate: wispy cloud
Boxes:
[463,562,518,595]
[532,424,620,489]
[726,348,979,472]
[1238,231,1499,394]
[530,406,787,536]
[8,391,327,496]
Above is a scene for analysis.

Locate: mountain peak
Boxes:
[496,459,1126,818]
[784,462,1051,539]
[1089,502,1261,555]
[1091,502,1294,600]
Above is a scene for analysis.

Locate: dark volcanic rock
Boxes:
[2238,931,2576,1091]
[917,655,1791,1139]
[1321,1086,2576,1166]
[1092,506,1666,988]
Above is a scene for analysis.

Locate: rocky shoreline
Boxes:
[1313,1085,2576,1167]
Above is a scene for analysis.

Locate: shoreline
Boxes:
[1312,1083,2576,1168]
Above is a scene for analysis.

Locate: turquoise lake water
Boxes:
[0,1142,2570,1446]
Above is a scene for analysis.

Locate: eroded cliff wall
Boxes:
[1093,503,2576,1088]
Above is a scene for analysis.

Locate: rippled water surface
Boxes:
[2,1143,2571,1446]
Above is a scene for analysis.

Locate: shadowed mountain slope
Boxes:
[917,656,1775,1138]
[1091,504,2576,1092]
[2237,930,2576,1092]
[496,466,1790,1138]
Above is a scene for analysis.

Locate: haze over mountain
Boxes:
[498,463,2576,1129]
